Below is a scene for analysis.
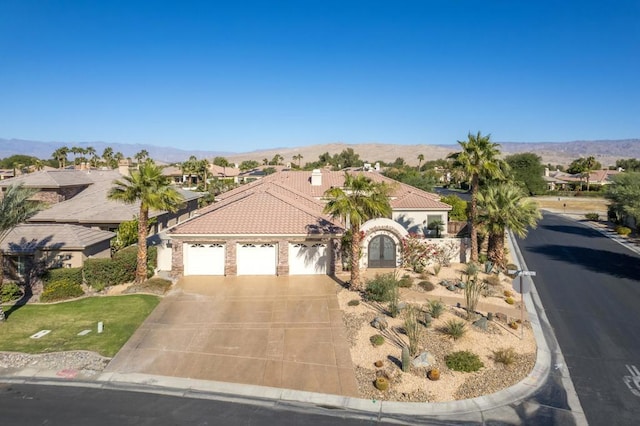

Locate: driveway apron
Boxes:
[106,276,359,397]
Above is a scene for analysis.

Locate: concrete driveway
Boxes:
[106,275,358,397]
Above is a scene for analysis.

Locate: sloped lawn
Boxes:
[0,295,159,357]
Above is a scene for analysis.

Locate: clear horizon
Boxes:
[1,1,638,151]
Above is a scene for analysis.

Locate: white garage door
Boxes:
[289,243,328,275]
[184,243,225,276]
[237,243,277,275]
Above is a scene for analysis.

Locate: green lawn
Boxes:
[0,295,160,357]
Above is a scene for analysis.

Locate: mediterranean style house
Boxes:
[165,169,454,277]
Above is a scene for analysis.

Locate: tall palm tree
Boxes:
[449,132,506,262]
[0,184,42,321]
[583,156,597,192]
[134,150,149,168]
[198,158,210,190]
[478,182,541,268]
[417,153,424,170]
[52,147,69,169]
[323,173,392,290]
[108,162,184,283]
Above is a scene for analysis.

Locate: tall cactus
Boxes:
[401,346,411,372]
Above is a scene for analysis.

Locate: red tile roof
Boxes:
[171,170,450,237]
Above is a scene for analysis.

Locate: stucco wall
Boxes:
[392,210,449,236]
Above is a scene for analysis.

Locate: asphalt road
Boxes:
[517,212,640,426]
[0,383,387,426]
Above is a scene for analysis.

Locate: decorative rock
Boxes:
[397,301,408,311]
[447,285,456,292]
[473,317,488,331]
[495,312,508,323]
[411,351,436,368]
[371,316,388,331]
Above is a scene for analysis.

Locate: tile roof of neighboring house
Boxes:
[172,170,451,237]
[161,166,183,176]
[210,164,241,178]
[0,169,95,188]
[29,170,202,225]
[0,223,115,253]
[588,169,620,183]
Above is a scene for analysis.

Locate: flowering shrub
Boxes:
[401,236,459,270]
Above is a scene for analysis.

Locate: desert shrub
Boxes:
[365,273,397,302]
[463,262,480,280]
[441,319,467,340]
[418,280,435,291]
[388,285,401,318]
[503,290,513,297]
[484,275,501,287]
[426,299,445,318]
[1,282,22,303]
[509,321,519,329]
[445,350,484,372]
[398,276,413,288]
[616,226,632,236]
[347,299,360,306]
[505,264,518,275]
[464,278,486,320]
[584,212,600,221]
[413,263,425,274]
[370,334,385,346]
[433,263,442,276]
[40,279,84,302]
[492,347,517,366]
[505,297,515,305]
[43,267,83,285]
[404,305,421,356]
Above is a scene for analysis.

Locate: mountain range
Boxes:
[1,138,638,167]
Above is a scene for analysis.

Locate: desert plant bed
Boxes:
[338,265,536,402]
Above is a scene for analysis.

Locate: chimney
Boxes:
[544,167,549,177]
[311,169,322,186]
[118,160,130,176]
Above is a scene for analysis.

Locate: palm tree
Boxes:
[323,173,392,290]
[0,184,42,321]
[262,158,269,166]
[449,132,506,262]
[417,153,424,170]
[108,162,184,283]
[52,147,68,169]
[134,150,149,168]
[293,154,303,168]
[198,158,210,190]
[478,182,541,268]
[213,157,230,179]
[102,147,114,168]
[583,156,597,192]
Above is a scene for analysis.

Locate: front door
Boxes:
[368,235,396,268]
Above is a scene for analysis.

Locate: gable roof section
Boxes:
[0,223,115,253]
[171,180,343,236]
[0,170,94,189]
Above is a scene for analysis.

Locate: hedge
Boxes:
[43,267,83,286]
[41,279,84,302]
[84,246,157,289]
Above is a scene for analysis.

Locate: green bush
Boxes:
[347,299,360,306]
[584,212,600,221]
[365,273,397,302]
[370,334,385,346]
[616,226,632,236]
[445,350,484,372]
[505,296,515,305]
[41,279,84,302]
[441,319,467,340]
[1,282,23,303]
[418,280,435,291]
[426,299,445,318]
[84,246,157,288]
[43,267,83,285]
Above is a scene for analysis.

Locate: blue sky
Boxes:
[1,0,638,152]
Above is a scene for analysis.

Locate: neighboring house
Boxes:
[162,166,187,185]
[167,169,453,277]
[0,169,15,180]
[543,167,621,191]
[0,223,114,280]
[27,169,202,233]
[210,163,242,182]
[0,169,95,204]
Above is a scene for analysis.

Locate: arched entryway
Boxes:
[368,235,396,268]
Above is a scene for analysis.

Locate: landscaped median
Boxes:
[0,295,159,357]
